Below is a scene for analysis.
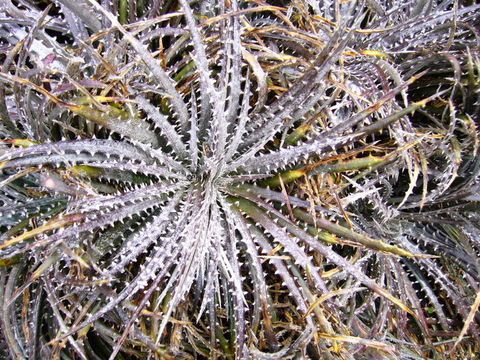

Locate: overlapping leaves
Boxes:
[0,1,479,359]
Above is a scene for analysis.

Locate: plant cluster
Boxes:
[0,0,479,359]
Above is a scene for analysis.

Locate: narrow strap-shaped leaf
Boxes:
[229,206,283,352]
[321,71,427,140]
[0,266,26,359]
[239,10,359,153]
[107,251,178,360]
[55,0,102,32]
[113,199,196,299]
[178,0,217,126]
[57,2,89,41]
[231,95,439,174]
[0,153,107,170]
[43,277,88,360]
[228,134,347,174]
[196,204,224,321]
[151,195,219,343]
[221,197,267,336]
[223,70,251,164]
[292,208,418,257]
[135,95,188,159]
[400,238,473,320]
[223,0,243,124]
[154,220,208,344]
[69,161,185,181]
[234,77,424,172]
[48,207,194,344]
[86,0,190,128]
[249,326,314,360]
[0,139,154,165]
[196,246,220,322]
[373,4,480,48]
[0,71,159,145]
[246,219,310,314]
[69,181,185,213]
[391,259,432,336]
[67,102,160,147]
[106,191,187,275]
[232,197,328,295]
[188,86,199,170]
[284,223,415,316]
[219,244,246,359]
[226,184,335,215]
[1,182,186,255]
[129,139,189,174]
[236,197,414,315]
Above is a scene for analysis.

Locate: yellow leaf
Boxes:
[0,213,84,250]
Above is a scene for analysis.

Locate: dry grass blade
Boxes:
[0,1,478,359]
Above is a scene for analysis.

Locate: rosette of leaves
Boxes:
[0,0,479,359]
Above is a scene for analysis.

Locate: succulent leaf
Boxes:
[0,0,479,359]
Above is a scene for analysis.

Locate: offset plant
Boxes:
[0,0,479,359]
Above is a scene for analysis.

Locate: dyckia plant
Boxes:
[0,0,479,359]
